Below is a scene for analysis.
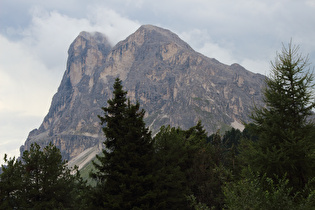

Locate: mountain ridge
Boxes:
[20,25,265,165]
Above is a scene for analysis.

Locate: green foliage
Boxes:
[244,41,315,192]
[0,142,87,209]
[181,122,220,208]
[154,122,233,209]
[153,125,191,209]
[91,78,156,209]
[0,155,24,208]
[80,155,98,187]
[223,168,315,210]
[207,127,255,182]
[224,168,292,210]
[227,42,315,209]
[187,194,211,210]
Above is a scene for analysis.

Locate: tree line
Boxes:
[1,42,314,209]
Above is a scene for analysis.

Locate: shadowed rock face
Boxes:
[20,31,111,159]
[21,25,266,161]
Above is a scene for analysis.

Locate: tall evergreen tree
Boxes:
[244,41,315,191]
[153,125,191,209]
[91,78,155,209]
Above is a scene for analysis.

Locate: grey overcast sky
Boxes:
[1,0,315,163]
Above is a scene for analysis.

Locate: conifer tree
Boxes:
[245,41,315,191]
[0,155,25,208]
[91,78,155,209]
[153,122,228,209]
[0,143,85,209]
[153,125,191,209]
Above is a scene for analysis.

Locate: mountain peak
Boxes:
[78,31,110,44]
[21,25,265,165]
[138,24,175,37]
[66,31,112,86]
[117,25,193,52]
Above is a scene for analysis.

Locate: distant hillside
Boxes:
[20,25,265,166]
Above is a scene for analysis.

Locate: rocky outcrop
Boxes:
[21,31,111,159]
[21,25,265,163]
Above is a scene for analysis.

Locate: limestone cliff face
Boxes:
[21,25,265,162]
[21,31,111,159]
[97,25,265,133]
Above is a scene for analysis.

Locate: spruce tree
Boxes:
[245,41,315,191]
[153,125,191,209]
[91,78,155,209]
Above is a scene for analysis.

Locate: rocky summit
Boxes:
[20,25,265,167]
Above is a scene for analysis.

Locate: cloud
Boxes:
[0,35,58,164]
[12,6,141,71]
[0,35,57,116]
[86,6,140,44]
[240,59,271,76]
[179,29,237,66]
[0,6,141,116]
[22,7,95,71]
[306,0,315,7]
[0,111,42,165]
